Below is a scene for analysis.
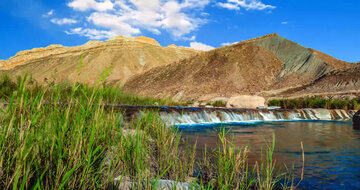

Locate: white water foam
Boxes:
[160,109,354,126]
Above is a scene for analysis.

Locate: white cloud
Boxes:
[189,42,215,51]
[51,18,78,25]
[65,27,117,39]
[42,10,54,17]
[281,21,288,24]
[87,12,141,36]
[218,0,276,11]
[64,0,210,40]
[221,41,238,46]
[161,1,198,38]
[68,0,114,12]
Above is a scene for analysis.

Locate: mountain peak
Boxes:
[108,35,160,46]
[241,33,280,44]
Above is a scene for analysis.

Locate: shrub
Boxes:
[268,97,360,110]
[212,100,227,107]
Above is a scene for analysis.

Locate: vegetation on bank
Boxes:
[0,75,179,106]
[269,97,360,110]
[0,75,299,189]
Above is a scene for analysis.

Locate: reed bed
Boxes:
[0,75,298,189]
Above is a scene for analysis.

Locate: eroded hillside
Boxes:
[0,36,199,85]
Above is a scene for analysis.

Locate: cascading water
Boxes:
[159,108,356,126]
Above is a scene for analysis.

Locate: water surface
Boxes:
[180,121,360,189]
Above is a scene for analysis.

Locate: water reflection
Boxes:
[180,121,360,189]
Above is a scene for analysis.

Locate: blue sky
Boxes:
[0,0,359,62]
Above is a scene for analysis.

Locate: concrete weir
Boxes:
[108,105,356,126]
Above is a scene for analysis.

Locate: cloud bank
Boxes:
[64,0,210,40]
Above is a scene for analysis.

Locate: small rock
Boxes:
[114,176,196,190]
[154,179,195,190]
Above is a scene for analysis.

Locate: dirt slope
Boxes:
[124,34,354,101]
[0,36,198,85]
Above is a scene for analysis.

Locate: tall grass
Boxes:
[0,75,297,189]
[0,74,178,106]
[0,75,194,189]
[196,129,296,190]
[269,97,360,110]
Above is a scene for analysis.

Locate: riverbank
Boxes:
[0,76,297,189]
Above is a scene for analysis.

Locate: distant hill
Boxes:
[0,36,199,85]
[124,34,356,101]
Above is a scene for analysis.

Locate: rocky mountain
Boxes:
[123,34,356,101]
[0,36,199,85]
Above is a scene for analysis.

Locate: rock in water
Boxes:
[354,110,360,129]
[226,95,265,109]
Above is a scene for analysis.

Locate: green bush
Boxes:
[212,100,227,107]
[268,96,360,110]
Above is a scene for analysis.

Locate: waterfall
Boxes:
[159,108,356,126]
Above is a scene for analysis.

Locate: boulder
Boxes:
[226,95,265,109]
[353,110,360,129]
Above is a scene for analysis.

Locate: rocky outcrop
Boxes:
[0,36,199,86]
[226,95,265,109]
[354,110,360,129]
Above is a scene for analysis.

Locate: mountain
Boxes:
[0,36,199,85]
[123,34,355,101]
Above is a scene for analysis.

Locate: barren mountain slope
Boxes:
[285,63,360,98]
[252,34,351,89]
[124,34,353,101]
[0,36,198,85]
[124,41,283,100]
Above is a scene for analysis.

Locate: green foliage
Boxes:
[268,96,360,110]
[0,74,180,106]
[0,75,18,100]
[212,100,227,107]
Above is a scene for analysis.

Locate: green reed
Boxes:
[0,75,298,189]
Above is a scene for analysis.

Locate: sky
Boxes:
[0,0,359,62]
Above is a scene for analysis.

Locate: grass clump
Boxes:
[269,96,360,110]
[212,100,227,107]
[205,100,227,107]
[197,129,296,190]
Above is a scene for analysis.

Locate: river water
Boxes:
[179,121,360,189]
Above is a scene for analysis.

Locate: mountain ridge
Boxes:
[123,34,357,101]
[1,33,358,101]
